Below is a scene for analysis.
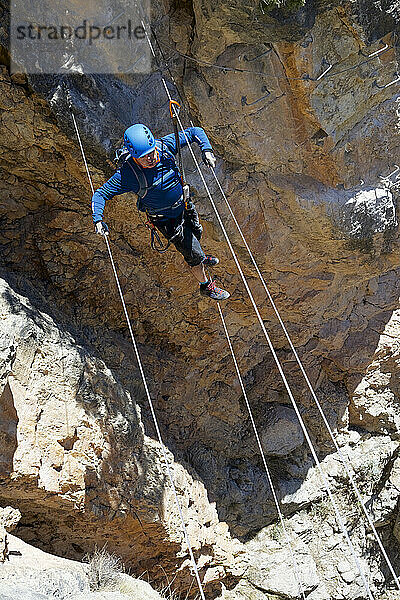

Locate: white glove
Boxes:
[183,183,190,201]
[203,151,216,169]
[95,221,109,236]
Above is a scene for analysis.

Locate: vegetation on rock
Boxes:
[85,546,125,592]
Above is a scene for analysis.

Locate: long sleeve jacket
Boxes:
[91,127,213,222]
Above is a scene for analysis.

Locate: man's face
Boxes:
[136,148,159,168]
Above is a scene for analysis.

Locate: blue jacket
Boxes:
[91,127,213,222]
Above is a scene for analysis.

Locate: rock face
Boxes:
[0,506,21,562]
[0,534,164,600]
[2,0,400,599]
[350,308,400,434]
[0,275,244,593]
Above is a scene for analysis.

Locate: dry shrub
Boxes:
[84,545,124,591]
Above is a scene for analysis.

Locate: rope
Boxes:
[71,109,207,600]
[142,22,375,599]
[142,26,307,599]
[209,168,400,590]
[217,302,306,600]
[148,20,400,591]
[71,113,95,195]
[155,36,395,83]
[147,18,400,588]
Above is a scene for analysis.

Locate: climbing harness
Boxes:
[70,108,207,600]
[127,159,149,206]
[115,143,178,253]
[125,154,172,256]
[145,216,172,254]
[141,20,379,598]
[134,206,170,253]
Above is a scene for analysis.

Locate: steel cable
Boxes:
[148,21,400,588]
[142,22,375,599]
[71,109,207,600]
[210,166,400,590]
[217,302,307,600]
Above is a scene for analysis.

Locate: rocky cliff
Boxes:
[0,508,165,600]
[2,0,400,598]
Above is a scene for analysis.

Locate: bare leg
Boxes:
[190,260,230,300]
[191,262,208,284]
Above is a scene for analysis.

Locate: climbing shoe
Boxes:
[200,279,230,300]
[202,255,219,267]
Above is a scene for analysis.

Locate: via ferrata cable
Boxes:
[146,20,400,591]
[149,33,308,595]
[209,166,400,591]
[70,109,207,600]
[147,21,400,589]
[142,21,374,599]
[217,302,307,600]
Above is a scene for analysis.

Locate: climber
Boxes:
[91,123,230,301]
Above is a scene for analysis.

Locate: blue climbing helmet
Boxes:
[124,124,156,159]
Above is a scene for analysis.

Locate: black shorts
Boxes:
[151,209,205,267]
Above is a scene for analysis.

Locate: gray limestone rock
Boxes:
[0,535,164,600]
[261,405,305,456]
[0,507,21,532]
[0,587,49,600]
[339,187,396,239]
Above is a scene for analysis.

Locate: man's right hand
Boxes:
[94,221,109,236]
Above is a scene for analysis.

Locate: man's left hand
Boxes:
[203,151,216,169]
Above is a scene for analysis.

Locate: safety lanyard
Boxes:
[169,100,190,205]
